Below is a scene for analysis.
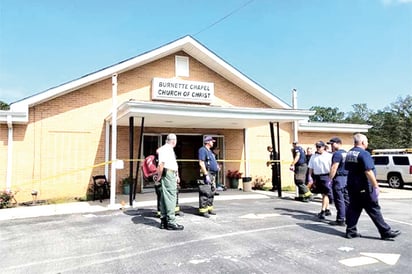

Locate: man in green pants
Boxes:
[156,134,184,231]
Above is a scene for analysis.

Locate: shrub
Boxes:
[226,170,242,179]
[0,190,14,209]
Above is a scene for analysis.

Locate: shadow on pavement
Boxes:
[275,207,346,237]
[123,208,160,228]
[296,222,344,237]
[274,207,318,221]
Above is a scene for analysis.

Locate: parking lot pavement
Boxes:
[1,188,411,274]
[0,187,411,221]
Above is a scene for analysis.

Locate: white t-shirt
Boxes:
[157,143,178,171]
[308,152,332,175]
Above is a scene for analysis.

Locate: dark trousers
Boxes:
[199,173,215,214]
[332,176,349,221]
[346,190,391,236]
[294,163,309,196]
[313,174,334,203]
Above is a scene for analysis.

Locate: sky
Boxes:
[0,0,411,113]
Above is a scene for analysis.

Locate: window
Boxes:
[175,56,189,77]
[373,156,389,165]
[393,156,410,165]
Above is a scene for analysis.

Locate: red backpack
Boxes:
[141,155,159,182]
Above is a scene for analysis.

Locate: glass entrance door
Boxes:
[140,134,225,190]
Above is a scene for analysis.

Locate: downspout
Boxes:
[6,115,13,191]
[109,73,118,208]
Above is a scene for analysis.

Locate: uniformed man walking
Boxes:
[198,135,219,217]
[156,134,184,230]
[290,141,312,201]
[344,133,400,240]
[327,137,349,226]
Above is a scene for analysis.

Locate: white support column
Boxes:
[109,74,118,208]
[6,115,13,190]
[105,120,110,178]
[292,88,298,141]
[292,88,299,197]
[243,128,249,176]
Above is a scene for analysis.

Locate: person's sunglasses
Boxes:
[316,146,323,148]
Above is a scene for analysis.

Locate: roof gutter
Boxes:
[298,121,372,133]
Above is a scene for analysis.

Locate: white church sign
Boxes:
[152,78,214,104]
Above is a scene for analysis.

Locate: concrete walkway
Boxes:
[1,187,411,221]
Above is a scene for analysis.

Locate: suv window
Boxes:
[393,156,410,165]
[374,156,389,165]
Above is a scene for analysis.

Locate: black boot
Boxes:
[159,217,167,229]
[166,222,184,230]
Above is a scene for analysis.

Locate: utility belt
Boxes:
[163,168,177,176]
[314,173,329,176]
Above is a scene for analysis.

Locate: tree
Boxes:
[345,103,374,124]
[0,101,9,110]
[309,106,345,122]
[308,95,411,149]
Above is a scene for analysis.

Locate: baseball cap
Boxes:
[327,137,342,144]
[315,141,326,147]
[292,140,298,144]
[203,135,216,143]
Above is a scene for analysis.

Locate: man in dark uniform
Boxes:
[290,141,312,201]
[327,137,349,226]
[344,133,400,240]
[198,135,219,217]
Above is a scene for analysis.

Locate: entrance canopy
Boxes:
[107,101,314,128]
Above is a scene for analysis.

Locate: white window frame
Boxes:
[175,55,189,77]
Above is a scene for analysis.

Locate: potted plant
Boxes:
[121,177,133,195]
[226,170,242,189]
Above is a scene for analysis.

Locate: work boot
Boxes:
[208,211,216,215]
[317,210,326,220]
[159,217,167,229]
[325,209,332,216]
[200,213,210,218]
[166,223,184,231]
[345,232,362,239]
[330,219,345,226]
[381,230,401,241]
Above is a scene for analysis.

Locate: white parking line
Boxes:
[385,218,412,226]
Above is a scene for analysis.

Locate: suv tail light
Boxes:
[410,166,412,174]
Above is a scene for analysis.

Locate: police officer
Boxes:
[344,133,400,240]
[198,135,219,217]
[156,134,184,230]
[291,141,312,202]
[327,137,349,226]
